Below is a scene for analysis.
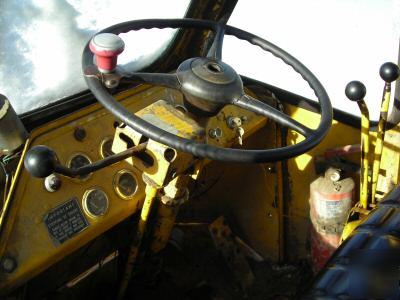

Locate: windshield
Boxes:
[0,0,189,115]
[224,0,399,121]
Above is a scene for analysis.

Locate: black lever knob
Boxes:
[345,81,366,101]
[379,62,400,83]
[24,145,58,178]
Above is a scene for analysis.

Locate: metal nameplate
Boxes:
[44,198,89,245]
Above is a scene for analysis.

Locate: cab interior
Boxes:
[0,1,399,299]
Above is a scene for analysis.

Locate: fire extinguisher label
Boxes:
[314,191,352,221]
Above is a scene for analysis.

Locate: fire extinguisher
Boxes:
[309,168,355,273]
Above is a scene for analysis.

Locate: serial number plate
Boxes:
[44,198,89,245]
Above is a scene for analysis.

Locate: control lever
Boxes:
[370,62,400,203]
[345,80,369,209]
[24,143,147,179]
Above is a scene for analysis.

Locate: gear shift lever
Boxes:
[370,62,400,203]
[345,80,369,209]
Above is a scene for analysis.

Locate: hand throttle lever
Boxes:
[24,143,147,178]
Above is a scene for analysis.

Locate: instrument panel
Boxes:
[0,86,157,291]
[0,85,267,292]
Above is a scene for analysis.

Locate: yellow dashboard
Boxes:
[0,85,266,292]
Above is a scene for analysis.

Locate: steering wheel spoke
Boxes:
[234,94,314,137]
[122,72,181,90]
[206,23,225,60]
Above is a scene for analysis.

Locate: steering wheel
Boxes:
[82,19,332,163]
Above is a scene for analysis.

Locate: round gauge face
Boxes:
[68,153,92,180]
[83,189,109,218]
[114,171,138,199]
[100,137,114,158]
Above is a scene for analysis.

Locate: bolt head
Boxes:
[209,128,222,139]
[105,78,119,89]
[44,174,62,192]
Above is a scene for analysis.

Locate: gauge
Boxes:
[68,153,92,180]
[100,137,114,158]
[83,188,109,218]
[113,170,138,200]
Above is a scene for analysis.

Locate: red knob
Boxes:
[89,33,125,73]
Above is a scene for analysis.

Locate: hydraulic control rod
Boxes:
[346,62,400,208]
[118,184,158,299]
[371,62,400,203]
[345,81,369,209]
[24,143,147,178]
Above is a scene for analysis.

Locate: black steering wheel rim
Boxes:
[82,18,332,163]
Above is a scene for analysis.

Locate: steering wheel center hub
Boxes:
[177,57,243,115]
